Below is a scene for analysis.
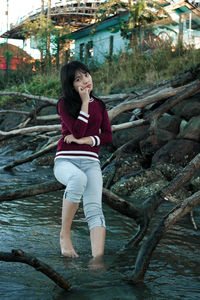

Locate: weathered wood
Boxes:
[0,92,57,105]
[0,249,71,291]
[4,138,59,170]
[111,119,147,132]
[108,85,186,121]
[148,79,200,134]
[0,125,61,136]
[0,181,64,202]
[132,190,200,283]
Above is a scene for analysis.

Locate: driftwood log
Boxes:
[0,249,71,291]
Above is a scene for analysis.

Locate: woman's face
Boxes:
[73,70,93,95]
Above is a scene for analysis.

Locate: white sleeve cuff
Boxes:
[90,136,96,147]
[80,110,89,118]
[90,135,100,147]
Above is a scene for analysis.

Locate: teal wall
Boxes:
[74,28,129,65]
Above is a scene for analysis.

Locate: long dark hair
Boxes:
[59,60,105,118]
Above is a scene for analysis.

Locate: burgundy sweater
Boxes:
[55,97,112,161]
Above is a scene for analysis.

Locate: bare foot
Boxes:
[89,256,106,271]
[60,234,79,258]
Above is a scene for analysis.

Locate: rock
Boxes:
[158,113,181,134]
[102,153,143,187]
[152,139,200,166]
[112,153,143,183]
[0,112,25,131]
[129,179,167,203]
[178,116,200,142]
[110,168,165,196]
[140,128,176,157]
[35,154,54,166]
[153,162,183,181]
[112,125,149,148]
[179,119,188,132]
[171,97,200,120]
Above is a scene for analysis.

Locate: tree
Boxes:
[22,15,70,71]
[95,0,174,51]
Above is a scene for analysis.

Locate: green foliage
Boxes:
[22,14,70,70]
[91,46,200,95]
[0,62,34,91]
[1,46,199,108]
[95,0,173,48]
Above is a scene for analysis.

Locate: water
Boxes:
[0,145,200,299]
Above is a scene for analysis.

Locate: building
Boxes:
[0,43,33,72]
[70,0,200,65]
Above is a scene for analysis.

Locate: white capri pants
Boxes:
[54,158,105,231]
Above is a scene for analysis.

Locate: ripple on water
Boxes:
[0,191,200,299]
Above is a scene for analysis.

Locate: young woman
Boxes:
[54,61,112,260]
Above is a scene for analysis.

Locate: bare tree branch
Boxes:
[0,125,61,136]
[0,249,71,291]
[0,92,57,105]
[131,190,200,283]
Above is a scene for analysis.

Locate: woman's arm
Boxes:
[64,134,93,146]
[59,98,90,139]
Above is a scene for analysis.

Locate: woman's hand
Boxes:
[64,134,78,144]
[78,86,90,104]
[64,134,93,146]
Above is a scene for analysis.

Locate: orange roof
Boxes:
[0,43,32,59]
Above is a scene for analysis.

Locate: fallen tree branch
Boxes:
[131,190,200,283]
[0,181,63,202]
[0,92,57,105]
[128,152,200,247]
[0,249,71,291]
[4,139,59,170]
[0,110,30,115]
[111,119,147,132]
[108,85,186,121]
[0,125,61,137]
[148,80,200,134]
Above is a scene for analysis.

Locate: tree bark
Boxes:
[4,139,59,170]
[0,125,61,136]
[0,249,71,291]
[0,92,57,105]
[131,190,200,283]
[108,85,186,121]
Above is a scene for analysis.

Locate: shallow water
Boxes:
[0,145,200,300]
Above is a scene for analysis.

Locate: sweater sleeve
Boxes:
[90,109,112,147]
[58,99,89,139]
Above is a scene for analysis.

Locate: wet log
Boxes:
[0,249,71,291]
[4,139,59,170]
[0,181,64,202]
[131,190,200,283]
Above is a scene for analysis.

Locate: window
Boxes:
[80,43,85,61]
[86,41,93,59]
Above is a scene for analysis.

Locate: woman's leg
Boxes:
[82,161,106,258]
[90,226,106,258]
[60,198,79,257]
[54,159,87,257]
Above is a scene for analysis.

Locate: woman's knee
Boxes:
[64,172,87,202]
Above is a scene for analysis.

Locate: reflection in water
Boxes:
[0,146,200,299]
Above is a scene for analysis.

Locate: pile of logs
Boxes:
[0,64,200,290]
